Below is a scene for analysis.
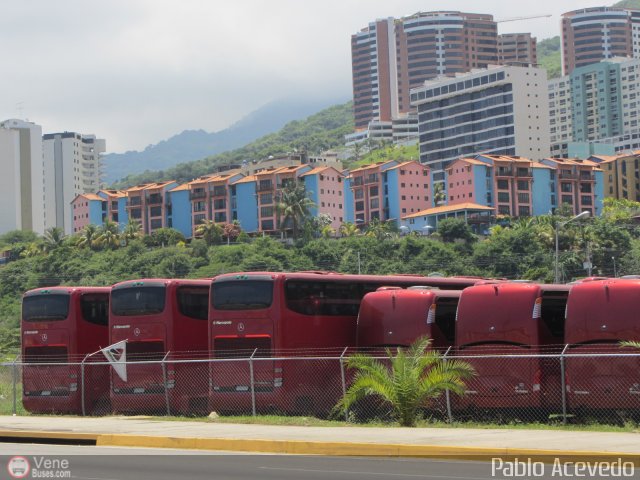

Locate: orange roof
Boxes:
[385,161,425,171]
[481,154,533,164]
[531,161,554,170]
[300,166,330,176]
[98,189,126,198]
[233,175,257,185]
[75,193,103,202]
[590,154,622,162]
[402,202,495,220]
[349,161,394,173]
[542,157,601,168]
[449,157,488,168]
[169,184,190,192]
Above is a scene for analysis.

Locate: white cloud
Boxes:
[0,0,611,152]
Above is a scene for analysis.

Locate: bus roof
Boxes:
[111,278,210,290]
[23,286,111,297]
[565,279,640,344]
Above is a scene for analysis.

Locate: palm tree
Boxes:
[96,220,120,249]
[621,341,640,349]
[121,219,142,245]
[195,219,223,246]
[335,336,475,427]
[42,227,65,252]
[339,222,359,238]
[77,224,100,250]
[276,181,315,240]
[364,218,392,241]
[321,225,335,239]
[433,183,446,206]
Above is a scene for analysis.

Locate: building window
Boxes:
[260,206,274,217]
[498,192,510,203]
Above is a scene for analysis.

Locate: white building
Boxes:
[548,77,573,158]
[410,65,550,181]
[0,119,46,234]
[42,132,106,234]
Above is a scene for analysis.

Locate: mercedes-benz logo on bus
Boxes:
[237,322,245,332]
[41,333,48,342]
[134,328,141,336]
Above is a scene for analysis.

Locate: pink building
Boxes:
[349,160,430,225]
[71,193,103,233]
[540,158,602,216]
[300,166,345,231]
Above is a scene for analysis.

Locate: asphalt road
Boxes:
[0,444,497,480]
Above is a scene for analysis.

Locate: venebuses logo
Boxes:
[7,456,30,479]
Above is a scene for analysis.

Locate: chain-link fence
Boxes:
[2,350,640,424]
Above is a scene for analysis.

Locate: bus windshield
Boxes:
[212,280,273,310]
[111,286,166,316]
[22,294,70,322]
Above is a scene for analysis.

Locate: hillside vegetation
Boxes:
[1,199,639,354]
[113,102,354,189]
[537,36,561,79]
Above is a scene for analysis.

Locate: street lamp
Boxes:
[612,256,617,278]
[554,211,591,283]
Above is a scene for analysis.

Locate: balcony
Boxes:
[515,169,532,177]
[351,178,364,186]
[365,175,379,184]
[146,194,163,205]
[190,190,207,200]
[129,197,142,207]
[559,171,578,180]
[257,183,274,192]
[579,172,595,181]
[496,168,513,177]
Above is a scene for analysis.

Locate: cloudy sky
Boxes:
[0,0,610,153]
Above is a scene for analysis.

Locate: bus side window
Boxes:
[81,294,109,326]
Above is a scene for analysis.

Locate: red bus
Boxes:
[357,287,461,351]
[208,272,487,415]
[109,279,210,415]
[454,283,570,413]
[565,278,640,411]
[21,286,110,414]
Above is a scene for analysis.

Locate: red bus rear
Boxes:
[454,283,569,413]
[565,279,640,411]
[21,287,110,414]
[357,287,460,351]
[208,272,486,415]
[109,279,209,415]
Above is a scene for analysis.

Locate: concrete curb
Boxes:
[1,429,639,462]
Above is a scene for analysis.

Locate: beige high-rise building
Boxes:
[43,132,106,234]
[0,119,45,234]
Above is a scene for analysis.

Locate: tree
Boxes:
[122,219,142,245]
[42,227,66,252]
[276,181,315,240]
[436,218,476,243]
[195,220,223,246]
[335,336,475,427]
[223,221,242,245]
[433,183,446,206]
[339,222,359,237]
[76,224,100,250]
[364,218,393,241]
[96,220,120,249]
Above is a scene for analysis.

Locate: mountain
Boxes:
[103,96,347,184]
[112,101,354,189]
[537,36,561,79]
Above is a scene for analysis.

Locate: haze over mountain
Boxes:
[103,96,347,184]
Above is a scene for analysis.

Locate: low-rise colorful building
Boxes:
[300,166,345,231]
[540,158,603,216]
[589,152,640,202]
[71,189,127,234]
[186,171,244,236]
[124,181,178,235]
[347,160,430,226]
[401,203,495,235]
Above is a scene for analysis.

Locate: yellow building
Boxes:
[591,153,640,201]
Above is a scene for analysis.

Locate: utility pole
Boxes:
[357,251,361,275]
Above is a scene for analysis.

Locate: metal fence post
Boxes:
[560,344,569,425]
[443,347,454,423]
[249,348,258,417]
[339,347,349,421]
[12,355,19,415]
[80,353,90,417]
[162,351,171,417]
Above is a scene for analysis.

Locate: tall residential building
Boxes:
[351,11,499,129]
[43,132,106,234]
[0,119,45,234]
[498,33,537,65]
[549,57,640,157]
[561,7,637,75]
[411,65,550,181]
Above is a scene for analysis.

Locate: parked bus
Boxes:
[357,287,461,351]
[21,287,110,414]
[454,283,570,413]
[109,279,210,415]
[208,272,487,415]
[565,278,640,411]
